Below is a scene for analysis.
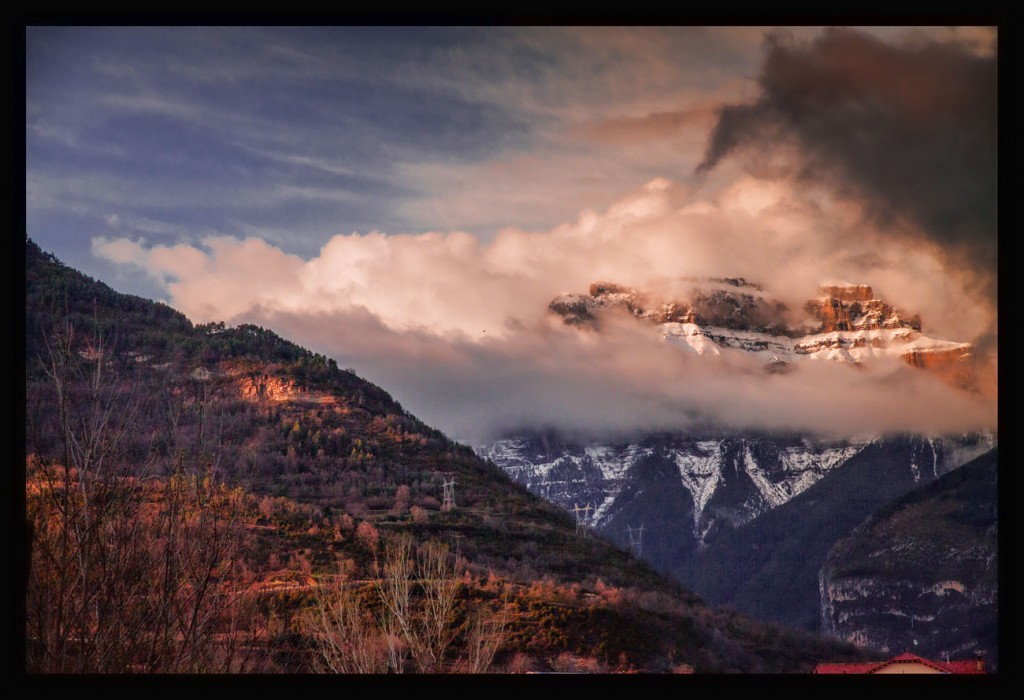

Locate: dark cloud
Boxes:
[697,28,997,298]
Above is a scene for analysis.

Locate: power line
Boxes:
[572,502,593,536]
[441,477,457,511]
[626,524,645,558]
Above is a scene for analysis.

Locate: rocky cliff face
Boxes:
[549,279,975,386]
[670,435,995,632]
[803,289,922,334]
[481,433,865,550]
[902,345,976,390]
[819,449,997,668]
[550,277,789,333]
[820,284,874,303]
[234,370,339,404]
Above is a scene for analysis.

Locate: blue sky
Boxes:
[27,26,767,296]
[28,29,516,283]
[25,25,997,440]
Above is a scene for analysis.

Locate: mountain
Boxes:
[820,448,997,669]
[480,276,995,647]
[549,278,975,385]
[24,239,868,673]
[482,431,994,627]
[481,432,868,554]
[672,436,994,630]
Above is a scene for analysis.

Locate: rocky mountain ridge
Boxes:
[480,432,994,552]
[480,434,871,544]
[479,429,995,641]
[549,279,974,385]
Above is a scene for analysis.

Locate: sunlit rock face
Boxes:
[548,279,976,387]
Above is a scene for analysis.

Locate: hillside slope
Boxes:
[820,448,997,669]
[672,437,963,631]
[24,238,867,673]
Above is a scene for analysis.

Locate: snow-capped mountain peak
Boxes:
[549,279,974,386]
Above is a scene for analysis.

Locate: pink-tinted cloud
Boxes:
[572,107,720,146]
[94,175,996,442]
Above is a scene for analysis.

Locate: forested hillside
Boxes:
[24,238,867,673]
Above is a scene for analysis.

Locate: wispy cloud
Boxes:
[23,26,796,253]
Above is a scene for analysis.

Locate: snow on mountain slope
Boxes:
[478,435,868,541]
[550,279,975,383]
[659,323,970,365]
[479,277,993,636]
[746,443,863,508]
[479,431,994,555]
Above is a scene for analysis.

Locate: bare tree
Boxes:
[457,599,508,674]
[412,539,461,672]
[307,533,506,673]
[308,576,391,673]
[26,320,148,672]
[25,320,268,673]
[374,533,414,672]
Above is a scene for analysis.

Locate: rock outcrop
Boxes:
[549,279,976,388]
[804,284,921,333]
[234,370,337,405]
[551,278,788,333]
[820,283,874,303]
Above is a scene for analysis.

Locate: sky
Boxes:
[26,25,998,443]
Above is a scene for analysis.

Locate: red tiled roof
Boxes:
[942,659,987,674]
[814,652,986,674]
[814,662,881,674]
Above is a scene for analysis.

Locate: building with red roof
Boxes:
[814,652,986,674]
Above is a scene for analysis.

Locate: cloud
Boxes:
[50,26,994,444]
[253,305,994,443]
[94,176,996,442]
[391,27,767,237]
[573,107,720,146]
[696,28,997,304]
[92,236,147,265]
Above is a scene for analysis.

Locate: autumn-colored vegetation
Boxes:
[24,238,868,673]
